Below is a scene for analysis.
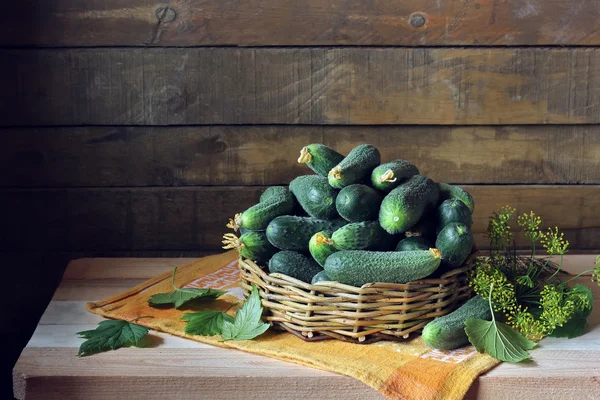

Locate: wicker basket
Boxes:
[238,252,477,344]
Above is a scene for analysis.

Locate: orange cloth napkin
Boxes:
[87,251,499,400]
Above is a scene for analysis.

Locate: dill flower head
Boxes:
[487,206,515,244]
[516,274,534,288]
[593,256,600,285]
[539,284,575,329]
[517,211,542,242]
[469,259,517,313]
[507,305,547,341]
[540,227,569,256]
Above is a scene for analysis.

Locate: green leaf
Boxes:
[148,267,226,309]
[465,318,537,363]
[182,310,234,336]
[76,320,149,356]
[549,313,587,339]
[570,284,594,315]
[221,286,270,341]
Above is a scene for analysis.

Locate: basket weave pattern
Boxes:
[239,254,476,343]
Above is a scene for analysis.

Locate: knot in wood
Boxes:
[410,13,426,28]
[156,7,177,23]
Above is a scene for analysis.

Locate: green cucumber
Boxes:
[395,236,431,251]
[379,175,440,234]
[331,221,386,250]
[436,223,474,270]
[268,251,323,283]
[266,216,347,252]
[335,184,382,222]
[229,187,294,231]
[405,213,437,243]
[439,183,475,214]
[298,144,345,177]
[311,270,332,284]
[324,248,442,286]
[422,295,492,350]
[328,144,381,189]
[223,231,277,265]
[371,160,419,192]
[309,231,338,267]
[290,175,339,219]
[437,199,472,233]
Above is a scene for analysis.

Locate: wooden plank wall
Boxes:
[3,1,600,257]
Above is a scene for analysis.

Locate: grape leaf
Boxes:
[148,267,226,309]
[221,285,270,341]
[76,320,149,356]
[465,318,537,363]
[182,310,234,336]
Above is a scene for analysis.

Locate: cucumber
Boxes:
[422,295,492,350]
[395,236,431,251]
[268,251,323,283]
[290,175,339,219]
[371,160,419,192]
[228,187,294,231]
[331,221,386,251]
[335,184,382,222]
[439,183,475,214]
[240,227,264,235]
[405,213,437,243]
[309,231,337,267]
[266,216,347,252]
[328,144,381,189]
[435,223,474,270]
[437,199,472,233]
[298,144,345,177]
[222,231,277,265]
[379,175,440,234]
[324,248,442,286]
[311,270,332,284]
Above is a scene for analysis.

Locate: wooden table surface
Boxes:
[13,255,600,400]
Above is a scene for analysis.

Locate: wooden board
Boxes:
[3,125,600,186]
[13,256,600,400]
[3,48,600,125]
[3,1,600,47]
[1,186,599,251]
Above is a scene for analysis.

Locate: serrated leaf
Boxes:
[465,318,537,363]
[182,310,234,336]
[550,313,587,339]
[221,285,270,341]
[76,320,149,356]
[148,267,226,309]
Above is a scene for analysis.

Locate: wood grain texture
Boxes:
[3,125,600,187]
[3,0,600,46]
[1,186,599,251]
[3,48,600,125]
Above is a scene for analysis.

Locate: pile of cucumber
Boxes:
[224,143,475,287]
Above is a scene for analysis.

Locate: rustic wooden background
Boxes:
[2,1,600,397]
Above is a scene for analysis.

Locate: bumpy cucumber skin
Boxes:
[379,175,440,234]
[324,249,441,286]
[328,144,381,189]
[260,186,289,203]
[268,251,323,283]
[266,216,347,252]
[439,183,475,214]
[437,199,473,233]
[335,184,382,222]
[395,236,431,251]
[331,221,385,250]
[290,175,339,219]
[302,144,345,177]
[238,231,278,265]
[309,231,337,267]
[371,160,420,192]
[422,295,492,350]
[311,270,332,284]
[241,188,295,230]
[436,222,474,269]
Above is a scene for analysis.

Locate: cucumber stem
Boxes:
[405,231,421,238]
[222,233,245,250]
[329,166,342,180]
[226,213,242,231]
[315,232,334,246]
[377,169,397,184]
[430,248,442,259]
[297,147,312,164]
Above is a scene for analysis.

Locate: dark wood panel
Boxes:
[2,48,600,125]
[2,126,600,187]
[1,186,598,251]
[3,1,600,46]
